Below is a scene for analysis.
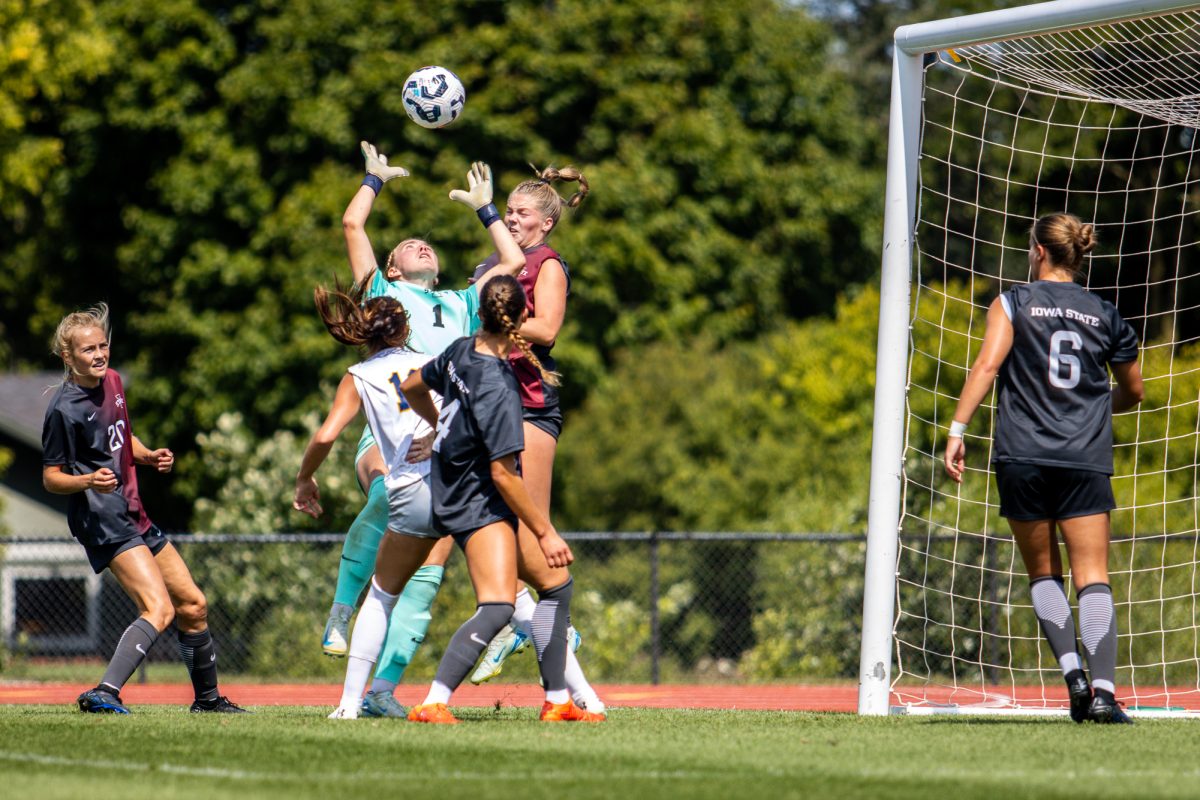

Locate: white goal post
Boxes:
[861,0,1200,716]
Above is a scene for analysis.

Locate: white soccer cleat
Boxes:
[469,623,530,684]
[578,696,606,715]
[322,607,352,657]
[360,690,407,718]
[328,706,359,720]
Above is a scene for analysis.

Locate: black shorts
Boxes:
[994,463,1115,521]
[83,524,169,574]
[450,516,517,550]
[523,404,563,440]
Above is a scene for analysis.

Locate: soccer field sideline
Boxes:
[9,681,1200,715]
[0,681,862,711]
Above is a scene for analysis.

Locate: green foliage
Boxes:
[2,0,883,530]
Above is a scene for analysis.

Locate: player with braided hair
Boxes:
[307,152,524,718]
[466,165,606,715]
[400,275,601,723]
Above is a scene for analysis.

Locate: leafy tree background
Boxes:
[34,0,1197,682]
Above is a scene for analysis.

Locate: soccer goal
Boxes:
[860,0,1200,717]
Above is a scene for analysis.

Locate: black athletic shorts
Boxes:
[522,404,563,440]
[994,463,1116,521]
[83,523,169,574]
[451,516,517,550]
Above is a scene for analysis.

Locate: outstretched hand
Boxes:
[361,141,409,182]
[448,161,493,211]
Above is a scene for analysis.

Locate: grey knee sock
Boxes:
[531,578,574,693]
[100,617,158,692]
[1078,583,1118,695]
[433,602,514,692]
[1029,577,1082,676]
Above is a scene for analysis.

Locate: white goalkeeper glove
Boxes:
[448,161,494,210]
[449,161,500,228]
[361,141,409,182]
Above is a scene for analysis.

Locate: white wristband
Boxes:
[949,420,968,439]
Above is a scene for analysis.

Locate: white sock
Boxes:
[422,680,453,706]
[511,587,535,636]
[369,678,398,696]
[339,579,399,708]
[545,688,569,704]
[566,647,602,710]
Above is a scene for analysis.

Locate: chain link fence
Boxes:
[0,532,865,684]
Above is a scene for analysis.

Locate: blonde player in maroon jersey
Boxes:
[467,167,605,715]
[41,304,245,714]
[944,213,1144,724]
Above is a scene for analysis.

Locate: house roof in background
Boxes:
[0,372,62,449]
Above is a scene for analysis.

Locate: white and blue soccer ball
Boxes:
[402,66,466,129]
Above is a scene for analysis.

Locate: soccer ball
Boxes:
[402,66,466,129]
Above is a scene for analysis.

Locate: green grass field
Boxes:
[1,706,1199,799]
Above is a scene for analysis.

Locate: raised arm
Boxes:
[344,141,410,286]
[448,162,524,291]
[294,373,364,517]
[944,297,1014,483]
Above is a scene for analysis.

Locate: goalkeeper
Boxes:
[944,213,1143,724]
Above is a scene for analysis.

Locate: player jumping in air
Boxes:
[465,166,605,714]
[42,304,246,714]
[316,152,522,718]
[944,213,1144,724]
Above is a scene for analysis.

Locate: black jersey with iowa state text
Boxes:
[992,281,1139,474]
[41,370,153,546]
[421,337,526,536]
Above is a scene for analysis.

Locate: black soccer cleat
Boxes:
[1088,694,1133,724]
[1066,672,1092,723]
[190,695,250,714]
[77,686,130,714]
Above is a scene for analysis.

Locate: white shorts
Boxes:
[387,475,438,539]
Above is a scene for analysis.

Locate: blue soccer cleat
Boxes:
[469,624,530,684]
[77,686,129,714]
[360,690,407,718]
[322,606,353,657]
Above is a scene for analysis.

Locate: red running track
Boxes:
[0,682,859,711]
[5,683,1197,712]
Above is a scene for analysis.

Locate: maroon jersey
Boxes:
[472,244,570,409]
[42,369,152,546]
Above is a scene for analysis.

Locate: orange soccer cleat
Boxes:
[539,699,606,723]
[407,703,459,724]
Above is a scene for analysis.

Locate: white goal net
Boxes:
[894,5,1200,714]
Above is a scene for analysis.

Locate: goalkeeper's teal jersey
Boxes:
[357,269,482,469]
[366,270,481,356]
